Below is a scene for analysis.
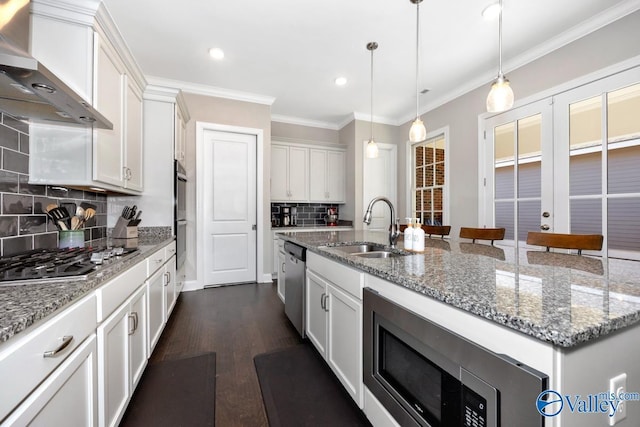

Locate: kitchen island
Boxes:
[278,229,640,427]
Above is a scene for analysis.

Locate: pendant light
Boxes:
[409,0,426,143]
[486,0,514,112]
[366,42,379,159]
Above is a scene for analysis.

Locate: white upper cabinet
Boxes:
[309,148,346,203]
[27,3,146,194]
[271,143,309,202]
[271,141,345,203]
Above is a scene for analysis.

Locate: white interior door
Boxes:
[203,130,257,286]
[363,141,397,230]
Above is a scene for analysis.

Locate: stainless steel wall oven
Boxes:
[363,288,548,427]
[175,160,187,269]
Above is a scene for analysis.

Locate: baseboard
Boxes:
[260,273,274,283]
[182,280,202,292]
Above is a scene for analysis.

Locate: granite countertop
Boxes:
[0,236,175,345]
[277,230,640,348]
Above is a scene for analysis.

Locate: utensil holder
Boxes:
[59,230,85,249]
[112,216,138,239]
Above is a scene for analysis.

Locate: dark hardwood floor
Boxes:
[149,282,303,427]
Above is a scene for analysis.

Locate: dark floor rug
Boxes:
[254,344,371,427]
[120,352,216,427]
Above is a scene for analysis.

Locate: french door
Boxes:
[482,65,640,259]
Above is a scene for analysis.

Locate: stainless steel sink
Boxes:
[351,251,399,258]
[334,243,386,254]
[330,243,409,258]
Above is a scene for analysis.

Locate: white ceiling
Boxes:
[102,0,639,129]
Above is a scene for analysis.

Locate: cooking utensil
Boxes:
[122,206,130,219]
[47,207,70,230]
[80,202,96,211]
[71,216,81,230]
[134,210,142,220]
[84,208,96,222]
[129,205,137,219]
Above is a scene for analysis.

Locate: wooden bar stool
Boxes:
[526,231,603,255]
[459,227,505,246]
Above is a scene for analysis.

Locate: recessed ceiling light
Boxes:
[334,77,347,86]
[482,3,501,20]
[208,47,225,60]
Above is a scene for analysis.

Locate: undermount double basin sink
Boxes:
[331,243,409,258]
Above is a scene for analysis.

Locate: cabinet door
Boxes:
[147,267,166,354]
[129,286,147,391]
[305,270,328,357]
[309,149,328,201]
[3,335,98,427]
[165,256,178,317]
[327,284,363,407]
[288,146,308,201]
[277,250,286,302]
[97,301,130,427]
[124,78,144,191]
[326,150,346,202]
[94,32,125,187]
[271,144,289,201]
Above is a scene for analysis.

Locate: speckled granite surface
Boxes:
[278,230,640,348]
[0,236,174,345]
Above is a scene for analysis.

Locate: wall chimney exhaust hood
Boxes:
[0,0,112,129]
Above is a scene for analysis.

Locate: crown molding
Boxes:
[271,114,341,130]
[145,76,275,106]
[352,111,399,126]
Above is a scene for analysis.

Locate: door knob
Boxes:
[540,224,550,231]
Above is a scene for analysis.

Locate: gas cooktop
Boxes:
[0,246,138,285]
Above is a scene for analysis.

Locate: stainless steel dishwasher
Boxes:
[284,241,306,337]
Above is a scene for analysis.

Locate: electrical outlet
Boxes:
[609,373,627,426]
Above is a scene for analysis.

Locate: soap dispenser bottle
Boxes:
[413,218,425,252]
[404,218,414,250]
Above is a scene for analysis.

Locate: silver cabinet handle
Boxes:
[155,258,164,265]
[324,294,329,312]
[166,271,171,284]
[320,293,325,310]
[163,271,170,286]
[281,262,286,273]
[128,312,139,335]
[43,335,73,358]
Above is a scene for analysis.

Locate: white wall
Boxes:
[183,93,271,285]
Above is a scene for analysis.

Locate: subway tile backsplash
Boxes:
[271,202,343,227]
[0,112,108,256]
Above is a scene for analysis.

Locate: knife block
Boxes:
[112,216,138,239]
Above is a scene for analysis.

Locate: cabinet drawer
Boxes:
[307,252,363,299]
[164,241,176,259]
[96,260,147,322]
[147,247,166,276]
[0,294,97,421]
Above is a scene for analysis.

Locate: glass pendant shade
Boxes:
[366,139,379,158]
[486,74,514,113]
[409,117,427,143]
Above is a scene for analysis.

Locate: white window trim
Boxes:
[405,126,450,225]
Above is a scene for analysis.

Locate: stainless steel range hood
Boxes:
[0,1,112,129]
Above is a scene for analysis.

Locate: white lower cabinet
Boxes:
[147,265,166,355]
[97,284,147,427]
[305,267,363,408]
[2,335,98,426]
[277,248,286,302]
[164,255,178,318]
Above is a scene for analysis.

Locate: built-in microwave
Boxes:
[363,288,548,427]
